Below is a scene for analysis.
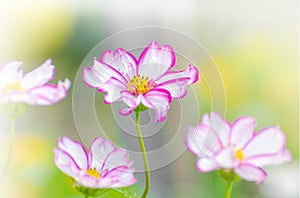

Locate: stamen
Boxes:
[2,81,27,94]
[86,167,100,179]
[127,75,154,95]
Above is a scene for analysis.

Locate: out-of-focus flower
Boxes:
[0,59,70,105]
[186,112,291,184]
[54,136,136,189]
[83,41,198,122]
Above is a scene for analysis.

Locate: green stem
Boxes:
[135,111,150,198]
[225,180,233,198]
[84,195,89,198]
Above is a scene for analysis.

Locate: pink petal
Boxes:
[215,147,235,169]
[53,148,83,179]
[196,157,220,172]
[21,59,55,89]
[185,124,222,157]
[119,91,141,116]
[82,58,127,88]
[235,164,267,184]
[137,41,175,80]
[104,166,136,187]
[142,88,171,122]
[57,137,88,170]
[244,149,292,167]
[155,64,199,98]
[230,116,256,148]
[27,78,70,105]
[88,137,116,171]
[99,77,127,104]
[202,112,231,147]
[0,61,23,86]
[101,149,134,172]
[244,127,287,158]
[100,48,138,79]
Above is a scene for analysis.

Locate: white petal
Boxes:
[138,41,175,80]
[100,77,127,104]
[185,124,222,157]
[53,149,83,179]
[244,149,292,167]
[0,61,23,87]
[215,147,235,168]
[205,112,231,147]
[100,48,138,79]
[102,149,134,172]
[88,137,116,171]
[230,116,256,148]
[235,164,267,184]
[244,127,286,158]
[27,79,70,105]
[57,137,88,169]
[83,58,127,88]
[196,157,220,172]
[142,89,171,122]
[21,59,55,89]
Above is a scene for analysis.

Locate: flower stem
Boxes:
[135,111,150,198]
[225,180,233,198]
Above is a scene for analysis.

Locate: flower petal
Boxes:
[244,127,286,158]
[215,147,235,168]
[57,137,88,169]
[230,116,256,148]
[244,149,292,167]
[100,48,138,80]
[196,157,220,172]
[101,149,134,172]
[88,137,116,171]
[99,77,127,104]
[0,61,23,86]
[119,91,141,116]
[202,112,231,147]
[21,59,55,89]
[138,41,175,80]
[104,166,136,187]
[142,88,171,122]
[54,148,83,179]
[82,58,126,88]
[27,78,71,105]
[185,124,222,157]
[235,164,267,184]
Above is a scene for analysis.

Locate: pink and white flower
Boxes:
[185,112,292,184]
[0,59,70,105]
[83,41,199,122]
[54,136,136,189]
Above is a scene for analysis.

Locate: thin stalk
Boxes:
[135,111,150,198]
[225,180,233,198]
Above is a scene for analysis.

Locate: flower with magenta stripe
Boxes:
[54,136,136,195]
[186,112,292,184]
[83,41,198,122]
[0,59,70,105]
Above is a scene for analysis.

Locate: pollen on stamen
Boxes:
[127,75,154,95]
[86,167,101,179]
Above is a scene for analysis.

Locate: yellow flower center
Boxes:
[234,148,245,161]
[127,75,154,95]
[86,168,100,179]
[2,81,27,93]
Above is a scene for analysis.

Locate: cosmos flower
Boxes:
[54,136,136,189]
[83,41,198,122]
[0,59,70,105]
[185,112,291,184]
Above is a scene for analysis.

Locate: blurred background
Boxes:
[0,0,298,197]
